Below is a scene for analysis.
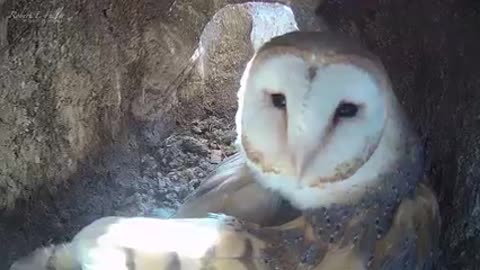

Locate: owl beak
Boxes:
[294,148,317,182]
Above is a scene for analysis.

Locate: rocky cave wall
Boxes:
[1,0,480,269]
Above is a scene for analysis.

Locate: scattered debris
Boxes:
[142,116,237,216]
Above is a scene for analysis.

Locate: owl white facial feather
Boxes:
[235,31,414,210]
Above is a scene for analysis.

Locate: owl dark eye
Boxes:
[335,102,359,118]
[271,93,286,109]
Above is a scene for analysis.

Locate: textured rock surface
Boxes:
[0,1,6,50]
[181,4,255,119]
[181,2,304,119]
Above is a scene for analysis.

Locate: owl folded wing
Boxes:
[60,214,268,270]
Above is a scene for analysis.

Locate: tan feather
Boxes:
[371,182,441,270]
[10,214,271,270]
[174,152,300,226]
[10,182,440,270]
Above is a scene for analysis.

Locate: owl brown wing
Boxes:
[10,215,275,270]
[372,182,441,270]
[71,215,272,270]
[174,152,299,226]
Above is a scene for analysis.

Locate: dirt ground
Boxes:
[0,115,236,269]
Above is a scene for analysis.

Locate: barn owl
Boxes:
[175,29,441,267]
[10,31,440,270]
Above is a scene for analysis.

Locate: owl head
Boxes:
[235,31,419,209]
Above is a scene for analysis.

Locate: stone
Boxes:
[210,149,223,164]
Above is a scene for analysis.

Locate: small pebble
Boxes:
[210,150,223,164]
[192,126,203,134]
